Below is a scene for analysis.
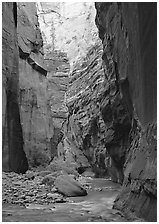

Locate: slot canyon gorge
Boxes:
[2,2,157,222]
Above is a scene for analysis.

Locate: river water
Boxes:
[2,177,142,222]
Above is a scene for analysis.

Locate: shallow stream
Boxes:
[2,178,141,222]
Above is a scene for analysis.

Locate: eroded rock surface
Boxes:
[36,3,122,178]
[114,123,157,221]
[65,43,110,177]
[54,174,87,197]
[2,2,28,173]
[95,2,157,221]
[36,2,103,172]
[17,3,54,167]
[36,2,99,70]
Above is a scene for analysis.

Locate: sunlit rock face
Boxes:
[36,2,129,178]
[36,2,113,173]
[95,2,157,221]
[36,2,99,70]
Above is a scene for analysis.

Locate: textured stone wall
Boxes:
[36,2,102,170]
[95,2,157,221]
[63,42,105,172]
[2,3,28,173]
[36,2,128,178]
[17,3,54,167]
[2,2,71,170]
[36,2,99,70]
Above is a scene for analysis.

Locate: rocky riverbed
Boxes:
[2,170,144,222]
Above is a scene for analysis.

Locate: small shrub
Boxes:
[48,157,78,176]
[25,142,51,168]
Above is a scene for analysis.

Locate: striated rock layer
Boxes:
[95,2,157,221]
[2,3,28,173]
[36,2,103,171]
[36,2,131,179]
[65,42,110,175]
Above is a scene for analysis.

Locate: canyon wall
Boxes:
[2,3,28,173]
[2,3,157,221]
[95,2,157,221]
[2,2,70,170]
[36,2,133,180]
[36,2,99,70]
[36,3,100,171]
[17,2,55,167]
[36,2,125,177]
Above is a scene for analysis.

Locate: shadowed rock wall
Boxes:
[17,2,55,167]
[95,2,157,221]
[2,2,70,170]
[2,3,28,173]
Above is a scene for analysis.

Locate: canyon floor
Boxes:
[2,171,144,222]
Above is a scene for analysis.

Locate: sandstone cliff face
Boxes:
[36,2,129,179]
[2,3,28,173]
[17,3,54,167]
[63,42,105,172]
[95,2,157,221]
[36,2,102,170]
[45,51,69,159]
[36,2,99,70]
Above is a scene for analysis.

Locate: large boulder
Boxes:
[54,174,87,197]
